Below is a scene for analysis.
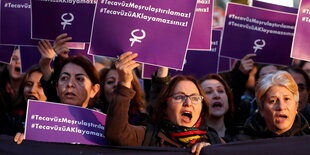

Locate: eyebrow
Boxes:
[174,92,199,95]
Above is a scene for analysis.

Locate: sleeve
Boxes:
[105,84,146,146]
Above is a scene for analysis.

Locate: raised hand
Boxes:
[115,52,140,88]
[239,53,256,74]
[53,33,72,59]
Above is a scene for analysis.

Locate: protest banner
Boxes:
[20,46,41,73]
[220,3,296,66]
[142,29,222,79]
[31,0,96,42]
[0,45,15,64]
[89,0,197,70]
[252,0,298,14]
[25,100,106,146]
[188,0,213,50]
[20,44,93,73]
[218,57,231,73]
[291,0,310,62]
[0,0,38,46]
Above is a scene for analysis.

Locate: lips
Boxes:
[15,67,20,72]
[275,114,288,122]
[181,111,192,123]
[64,92,76,98]
[212,102,223,108]
[27,95,38,100]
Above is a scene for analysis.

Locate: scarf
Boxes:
[160,118,209,145]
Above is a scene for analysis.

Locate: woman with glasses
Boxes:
[105,52,222,155]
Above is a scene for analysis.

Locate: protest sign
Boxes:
[188,0,213,50]
[218,57,231,73]
[252,0,298,14]
[25,100,106,146]
[20,46,41,73]
[220,3,296,66]
[0,0,38,46]
[31,0,96,42]
[291,0,310,62]
[142,29,222,79]
[0,45,15,64]
[89,0,197,70]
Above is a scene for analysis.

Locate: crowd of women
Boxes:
[0,33,310,154]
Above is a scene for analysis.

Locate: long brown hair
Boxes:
[199,74,235,126]
[152,75,209,125]
[99,61,146,113]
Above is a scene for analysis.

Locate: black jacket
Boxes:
[231,112,310,141]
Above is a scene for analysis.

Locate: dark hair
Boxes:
[285,67,310,91]
[299,60,310,69]
[255,64,284,80]
[152,75,209,124]
[14,65,42,115]
[199,74,235,127]
[99,61,145,113]
[54,55,100,107]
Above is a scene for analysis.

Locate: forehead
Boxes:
[303,63,310,69]
[260,65,278,75]
[61,63,87,75]
[173,80,199,94]
[27,71,42,81]
[106,70,118,79]
[201,79,224,89]
[265,85,293,97]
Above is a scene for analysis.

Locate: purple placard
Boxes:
[20,46,41,73]
[188,0,213,50]
[31,0,96,42]
[25,100,106,146]
[291,0,310,61]
[20,44,93,73]
[0,0,38,46]
[220,3,296,66]
[69,44,94,62]
[141,64,158,79]
[89,0,197,70]
[252,0,298,14]
[0,45,15,64]
[218,57,231,73]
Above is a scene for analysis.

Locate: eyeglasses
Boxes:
[169,94,203,105]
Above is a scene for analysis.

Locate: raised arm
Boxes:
[38,40,56,81]
[105,52,146,146]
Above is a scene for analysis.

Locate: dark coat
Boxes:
[230,112,310,142]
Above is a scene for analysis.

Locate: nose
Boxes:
[276,99,287,110]
[183,97,191,106]
[212,91,220,99]
[66,78,75,88]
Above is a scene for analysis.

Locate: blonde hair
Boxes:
[255,71,299,109]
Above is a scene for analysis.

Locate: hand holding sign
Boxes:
[239,53,256,74]
[53,33,72,59]
[115,52,140,88]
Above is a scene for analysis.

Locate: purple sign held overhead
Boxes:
[291,0,310,62]
[220,3,296,66]
[25,100,106,146]
[90,0,197,70]
[0,0,38,46]
[218,57,231,73]
[252,0,298,14]
[0,45,15,64]
[31,0,96,42]
[188,0,213,50]
[20,46,41,73]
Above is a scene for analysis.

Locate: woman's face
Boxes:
[104,70,119,104]
[290,72,308,111]
[23,71,47,102]
[201,79,229,118]
[7,49,22,80]
[260,85,298,135]
[56,63,99,108]
[166,80,203,127]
